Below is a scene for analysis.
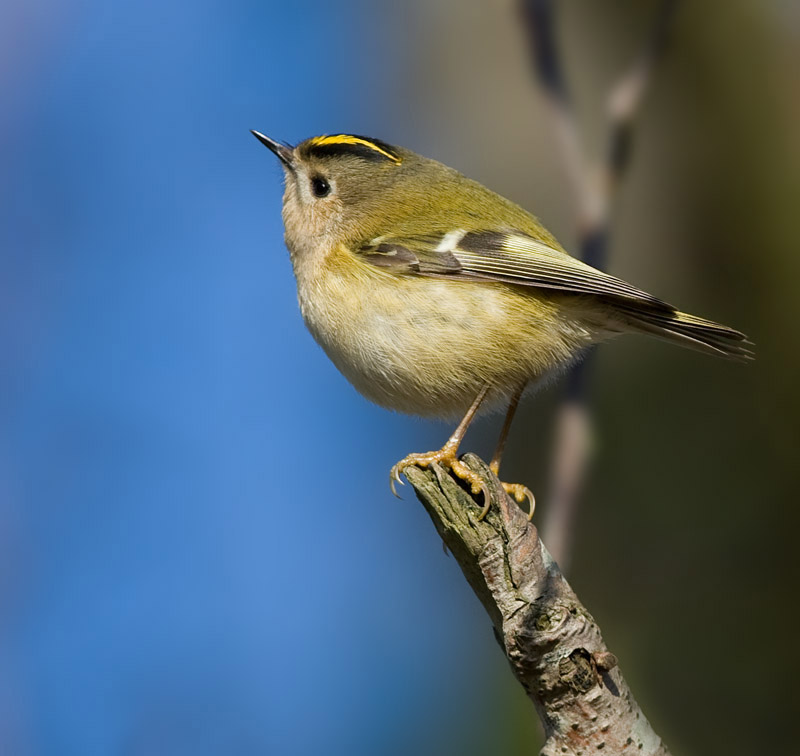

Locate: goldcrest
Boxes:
[252,131,750,518]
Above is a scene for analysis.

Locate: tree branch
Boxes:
[405,454,671,756]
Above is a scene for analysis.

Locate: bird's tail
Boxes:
[613,303,753,361]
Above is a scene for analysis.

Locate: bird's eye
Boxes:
[310,175,331,198]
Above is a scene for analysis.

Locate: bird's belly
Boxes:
[297,261,589,418]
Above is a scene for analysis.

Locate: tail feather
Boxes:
[614,303,753,362]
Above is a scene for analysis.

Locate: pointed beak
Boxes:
[250,130,294,168]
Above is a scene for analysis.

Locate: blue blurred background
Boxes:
[2,1,798,754]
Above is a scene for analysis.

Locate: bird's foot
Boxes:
[390,446,491,519]
[499,482,536,521]
[489,461,536,520]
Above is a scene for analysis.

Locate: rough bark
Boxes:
[405,454,671,756]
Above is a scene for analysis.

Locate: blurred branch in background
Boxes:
[519,0,680,571]
[407,456,671,756]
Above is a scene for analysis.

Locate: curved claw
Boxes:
[389,467,405,499]
[389,465,406,498]
[501,482,536,520]
[524,490,536,521]
[388,451,442,500]
[475,479,492,521]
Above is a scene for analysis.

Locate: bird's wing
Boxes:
[358,229,673,311]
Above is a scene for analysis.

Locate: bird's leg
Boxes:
[391,384,492,516]
[490,384,524,476]
[490,384,536,521]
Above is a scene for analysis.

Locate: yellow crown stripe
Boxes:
[309,135,402,164]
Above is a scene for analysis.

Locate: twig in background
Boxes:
[519,0,681,571]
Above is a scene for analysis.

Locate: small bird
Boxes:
[252,131,750,519]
